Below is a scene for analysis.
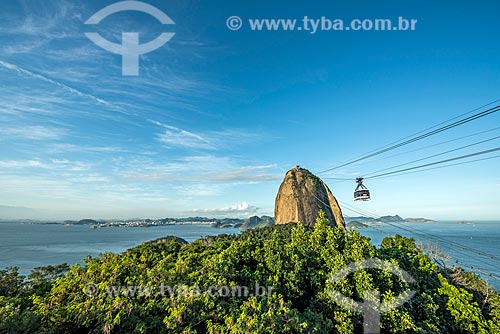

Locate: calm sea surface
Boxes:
[0,223,240,275]
[0,221,498,290]
[359,220,500,290]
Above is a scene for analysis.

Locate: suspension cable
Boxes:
[317,103,500,174]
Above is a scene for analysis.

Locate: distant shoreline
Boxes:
[1,217,497,228]
[0,215,275,229]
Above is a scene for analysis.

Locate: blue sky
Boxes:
[0,0,499,220]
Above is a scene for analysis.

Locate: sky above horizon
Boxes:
[1,0,499,220]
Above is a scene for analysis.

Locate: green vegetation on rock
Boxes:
[240,215,275,229]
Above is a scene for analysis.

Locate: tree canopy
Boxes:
[1,212,499,333]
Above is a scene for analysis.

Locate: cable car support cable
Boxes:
[317,104,500,174]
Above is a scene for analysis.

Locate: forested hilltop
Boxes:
[1,213,499,333]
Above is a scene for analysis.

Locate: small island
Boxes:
[456,221,474,225]
[347,221,369,229]
[405,217,437,223]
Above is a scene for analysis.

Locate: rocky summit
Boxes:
[274,166,346,230]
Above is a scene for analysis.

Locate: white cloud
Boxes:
[173,183,225,197]
[157,124,213,149]
[0,125,65,140]
[192,201,260,218]
[0,160,46,168]
[150,120,264,151]
[0,60,124,112]
[225,201,250,211]
[48,143,127,154]
[122,156,280,184]
[1,0,81,36]
[0,159,92,172]
[2,39,46,55]
[205,165,281,183]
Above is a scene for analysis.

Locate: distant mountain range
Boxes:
[344,215,436,224]
[3,216,276,229]
[0,214,434,229]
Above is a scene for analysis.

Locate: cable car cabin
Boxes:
[354,178,370,201]
[354,189,370,201]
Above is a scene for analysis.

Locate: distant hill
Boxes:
[455,221,473,225]
[240,215,275,229]
[4,214,436,228]
[143,236,188,245]
[378,215,405,222]
[344,216,379,223]
[210,218,245,228]
[76,219,99,225]
[347,221,369,228]
[344,215,435,224]
[406,217,436,223]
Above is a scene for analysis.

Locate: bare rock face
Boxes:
[274,166,345,230]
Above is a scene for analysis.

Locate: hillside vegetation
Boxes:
[1,212,499,333]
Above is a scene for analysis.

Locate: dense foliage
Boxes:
[1,213,499,333]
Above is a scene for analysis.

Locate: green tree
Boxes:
[0,214,495,334]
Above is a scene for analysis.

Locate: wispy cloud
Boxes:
[154,121,213,150]
[2,39,47,55]
[191,201,260,218]
[0,158,92,172]
[204,165,280,183]
[0,125,65,140]
[150,120,263,150]
[2,0,82,35]
[0,160,47,168]
[0,0,84,54]
[122,155,280,184]
[47,143,127,154]
[0,0,275,219]
[0,60,119,110]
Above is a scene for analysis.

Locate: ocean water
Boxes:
[0,223,240,276]
[358,220,500,290]
[0,221,499,290]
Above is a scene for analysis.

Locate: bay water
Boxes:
[0,221,498,290]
